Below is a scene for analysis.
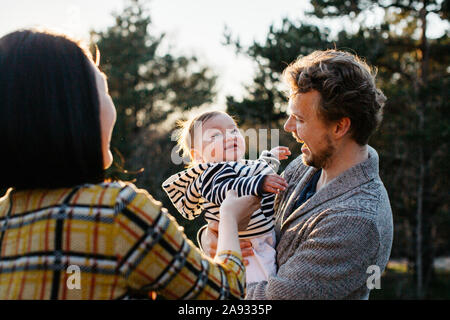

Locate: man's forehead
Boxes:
[286,102,294,115]
[287,93,302,114]
[288,91,321,115]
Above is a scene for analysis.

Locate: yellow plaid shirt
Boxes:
[0,181,245,299]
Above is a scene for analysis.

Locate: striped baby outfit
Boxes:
[162,151,280,239]
[0,181,245,299]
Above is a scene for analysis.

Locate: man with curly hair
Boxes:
[200,49,394,300]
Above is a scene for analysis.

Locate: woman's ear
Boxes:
[333,117,351,139]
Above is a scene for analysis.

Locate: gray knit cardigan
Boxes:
[245,146,393,300]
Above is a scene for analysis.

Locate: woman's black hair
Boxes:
[0,29,105,189]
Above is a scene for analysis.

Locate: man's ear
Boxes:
[333,117,351,139]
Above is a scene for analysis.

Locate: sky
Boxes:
[0,0,448,109]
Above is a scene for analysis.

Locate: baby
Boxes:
[162,110,290,284]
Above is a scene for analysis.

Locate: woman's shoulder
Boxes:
[80,181,163,210]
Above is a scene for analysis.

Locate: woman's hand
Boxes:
[220,190,261,231]
[212,190,260,262]
[269,146,291,160]
[201,221,254,266]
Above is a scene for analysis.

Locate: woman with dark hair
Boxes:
[0,29,258,300]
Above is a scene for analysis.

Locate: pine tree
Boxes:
[91,0,217,159]
[89,0,217,243]
[225,0,449,298]
[309,0,450,299]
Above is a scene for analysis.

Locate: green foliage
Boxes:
[89,0,216,241]
[224,20,333,127]
[370,267,450,300]
[309,0,450,21]
[91,0,217,159]
[224,0,449,298]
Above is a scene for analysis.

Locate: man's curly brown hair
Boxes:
[283,49,387,145]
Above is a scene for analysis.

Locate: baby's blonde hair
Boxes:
[175,110,237,167]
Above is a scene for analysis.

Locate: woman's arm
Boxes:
[114,184,258,300]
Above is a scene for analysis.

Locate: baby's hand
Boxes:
[262,174,288,194]
[270,146,291,160]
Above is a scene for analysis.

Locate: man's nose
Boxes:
[284,116,294,132]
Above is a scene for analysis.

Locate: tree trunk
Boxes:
[415,139,424,298]
[415,0,432,299]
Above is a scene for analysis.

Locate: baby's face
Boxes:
[192,113,246,163]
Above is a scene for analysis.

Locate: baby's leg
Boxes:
[244,231,277,284]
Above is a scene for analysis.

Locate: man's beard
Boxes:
[301,135,335,169]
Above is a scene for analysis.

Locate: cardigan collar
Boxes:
[280,146,380,231]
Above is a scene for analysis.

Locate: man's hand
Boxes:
[262,174,288,194]
[201,221,254,266]
[269,146,291,160]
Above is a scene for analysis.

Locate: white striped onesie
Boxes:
[162,150,280,284]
